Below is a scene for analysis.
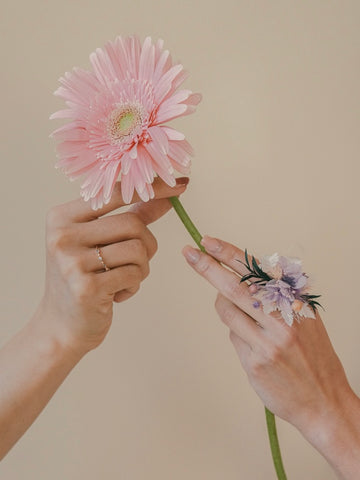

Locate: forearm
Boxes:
[0,305,85,460]
[299,389,360,479]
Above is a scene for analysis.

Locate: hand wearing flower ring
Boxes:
[182,236,360,479]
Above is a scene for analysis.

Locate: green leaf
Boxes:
[240,274,256,283]
[252,256,271,281]
[245,249,251,271]
[236,258,247,268]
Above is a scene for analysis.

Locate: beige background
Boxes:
[1,0,359,478]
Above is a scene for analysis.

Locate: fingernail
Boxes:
[182,246,200,264]
[200,235,222,253]
[175,177,190,187]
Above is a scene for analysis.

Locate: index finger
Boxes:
[182,246,270,327]
[200,235,259,278]
[61,177,189,222]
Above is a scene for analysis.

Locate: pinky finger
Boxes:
[114,285,140,303]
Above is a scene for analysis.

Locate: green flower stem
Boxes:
[170,195,287,480]
[265,408,287,479]
[169,196,205,252]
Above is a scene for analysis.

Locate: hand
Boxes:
[37,177,189,355]
[182,236,357,437]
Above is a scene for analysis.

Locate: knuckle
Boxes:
[126,284,141,297]
[229,329,237,344]
[220,304,236,328]
[60,254,84,278]
[196,256,211,274]
[147,232,158,259]
[73,273,97,301]
[265,343,283,364]
[124,212,144,236]
[128,265,143,285]
[46,226,72,255]
[141,261,150,280]
[214,293,223,313]
[45,206,63,229]
[227,245,240,263]
[130,238,147,257]
[250,341,281,376]
[281,328,298,349]
[224,278,243,300]
[249,358,265,378]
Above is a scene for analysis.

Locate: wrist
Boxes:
[297,387,360,478]
[31,298,90,363]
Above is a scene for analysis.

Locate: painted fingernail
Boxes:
[175,177,190,187]
[182,246,200,264]
[200,235,222,253]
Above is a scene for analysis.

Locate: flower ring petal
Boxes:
[244,250,322,326]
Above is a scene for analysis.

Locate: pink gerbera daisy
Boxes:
[50,35,202,209]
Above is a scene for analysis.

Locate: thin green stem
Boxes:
[170,195,287,480]
[169,196,205,252]
[265,407,287,479]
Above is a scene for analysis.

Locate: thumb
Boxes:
[128,177,189,225]
[128,196,178,225]
[128,177,189,224]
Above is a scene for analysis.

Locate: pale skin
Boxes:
[182,236,360,480]
[0,177,189,461]
[2,181,359,478]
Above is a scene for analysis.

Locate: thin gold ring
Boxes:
[95,246,110,272]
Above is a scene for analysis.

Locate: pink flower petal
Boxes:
[148,125,169,154]
[161,127,185,141]
[121,151,133,175]
[153,49,170,84]
[139,36,155,81]
[129,143,138,159]
[121,171,135,204]
[56,68,100,106]
[184,92,202,106]
[154,38,164,63]
[103,161,121,203]
[136,146,155,184]
[168,141,191,168]
[90,48,117,88]
[154,64,183,104]
[146,183,155,199]
[51,123,88,142]
[124,36,141,79]
[156,103,187,124]
[56,150,97,177]
[56,140,89,158]
[104,37,129,81]
[177,138,194,156]
[50,109,73,120]
[144,142,176,187]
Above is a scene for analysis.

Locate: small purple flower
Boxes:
[251,253,316,326]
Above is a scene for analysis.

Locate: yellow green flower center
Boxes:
[108,103,144,144]
[116,111,136,136]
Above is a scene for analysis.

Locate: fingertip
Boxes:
[175,176,190,187]
[182,245,201,264]
[200,235,222,254]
